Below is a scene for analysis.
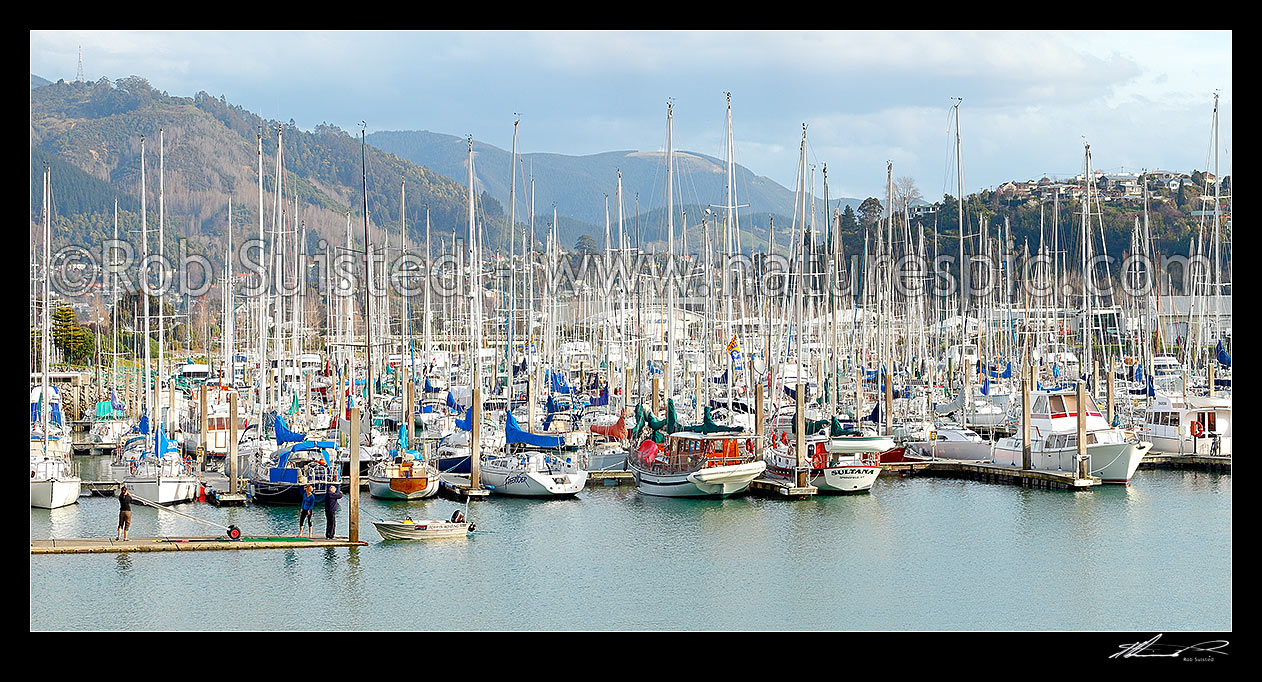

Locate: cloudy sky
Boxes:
[30,30,1231,200]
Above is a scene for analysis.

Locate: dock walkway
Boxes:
[31,536,368,555]
[880,459,1099,489]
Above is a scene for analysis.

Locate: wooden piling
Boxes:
[795,375,806,488]
[1208,358,1215,398]
[695,371,703,421]
[1106,358,1115,424]
[1076,379,1088,479]
[405,376,414,436]
[883,367,893,436]
[471,382,482,490]
[651,376,660,416]
[199,384,208,474]
[1021,361,1031,470]
[527,371,537,430]
[349,406,360,543]
[228,392,238,494]
[754,382,764,451]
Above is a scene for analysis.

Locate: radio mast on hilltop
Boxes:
[76,46,84,82]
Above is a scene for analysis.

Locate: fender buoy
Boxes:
[451,510,464,524]
[226,525,242,540]
[1190,421,1204,437]
[745,438,755,452]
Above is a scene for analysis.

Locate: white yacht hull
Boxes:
[1147,433,1230,457]
[905,440,993,461]
[480,465,587,497]
[124,476,199,505]
[368,474,439,499]
[811,464,881,493]
[993,441,1151,484]
[632,460,765,498]
[825,436,895,454]
[31,478,81,509]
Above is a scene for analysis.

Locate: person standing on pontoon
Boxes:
[299,485,315,537]
[324,484,343,539]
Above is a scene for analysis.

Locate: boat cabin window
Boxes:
[1049,396,1066,414]
[1032,396,1050,415]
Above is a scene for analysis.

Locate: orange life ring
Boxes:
[1190,421,1204,437]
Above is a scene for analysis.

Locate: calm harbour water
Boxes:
[31,458,1231,630]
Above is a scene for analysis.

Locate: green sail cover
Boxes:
[629,402,739,438]
[95,400,123,420]
[793,412,862,437]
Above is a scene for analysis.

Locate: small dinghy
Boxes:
[373,508,475,540]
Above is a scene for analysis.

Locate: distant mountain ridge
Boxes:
[368,129,862,249]
[30,76,494,270]
[32,73,52,89]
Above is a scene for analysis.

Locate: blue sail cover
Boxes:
[546,394,567,413]
[987,361,1012,378]
[587,374,602,390]
[275,441,334,469]
[590,387,610,407]
[29,385,64,426]
[1052,363,1062,378]
[1217,340,1231,367]
[865,402,881,423]
[711,369,728,385]
[424,376,436,393]
[505,412,564,447]
[398,424,409,450]
[133,412,150,435]
[550,370,577,394]
[455,406,473,431]
[155,421,178,458]
[1128,377,1155,396]
[274,414,306,445]
[110,389,126,413]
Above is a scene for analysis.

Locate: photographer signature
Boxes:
[1110,634,1229,660]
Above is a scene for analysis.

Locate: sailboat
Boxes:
[123,421,198,504]
[31,167,80,509]
[368,424,440,499]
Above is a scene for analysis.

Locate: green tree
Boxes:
[574,234,598,254]
[857,197,883,229]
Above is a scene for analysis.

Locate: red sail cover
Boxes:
[591,414,629,440]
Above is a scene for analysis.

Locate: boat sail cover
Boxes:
[276,441,336,469]
[589,387,610,407]
[274,414,306,445]
[149,422,179,459]
[455,405,473,431]
[664,400,742,435]
[505,412,565,447]
[29,385,64,426]
[591,412,629,440]
[1217,340,1232,367]
[95,400,124,419]
[987,361,1012,378]
[549,370,577,394]
[933,394,965,416]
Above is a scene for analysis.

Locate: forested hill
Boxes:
[30,76,503,270]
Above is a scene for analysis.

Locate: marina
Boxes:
[30,30,1230,636]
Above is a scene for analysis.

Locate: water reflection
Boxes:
[31,470,1231,630]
